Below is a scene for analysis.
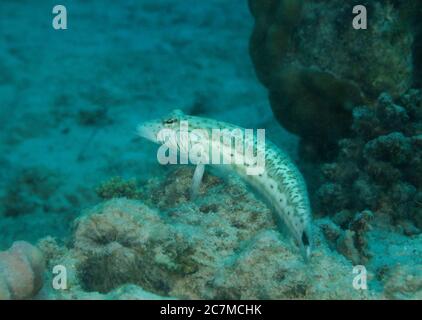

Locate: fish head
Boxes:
[137,109,185,144]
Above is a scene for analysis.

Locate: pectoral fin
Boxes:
[190,164,205,199]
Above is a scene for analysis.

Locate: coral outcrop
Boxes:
[38,168,378,299]
[248,0,419,155]
[31,167,422,299]
[317,90,422,233]
[0,241,45,300]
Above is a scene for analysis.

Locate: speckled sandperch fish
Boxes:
[137,110,313,259]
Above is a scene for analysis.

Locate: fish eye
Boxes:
[164,118,178,124]
[301,231,309,246]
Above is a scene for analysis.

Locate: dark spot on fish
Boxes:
[302,231,309,246]
[164,118,178,124]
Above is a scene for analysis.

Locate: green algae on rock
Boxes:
[95,176,142,200]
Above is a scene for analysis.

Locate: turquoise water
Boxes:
[0,0,421,300]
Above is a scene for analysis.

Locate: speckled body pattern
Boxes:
[138,110,313,258]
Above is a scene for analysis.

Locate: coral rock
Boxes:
[0,241,45,300]
[248,0,418,155]
[316,90,422,231]
[43,168,376,299]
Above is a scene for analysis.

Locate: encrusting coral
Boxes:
[0,241,45,300]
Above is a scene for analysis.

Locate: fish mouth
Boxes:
[137,124,158,143]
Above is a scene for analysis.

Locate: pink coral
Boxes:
[0,241,45,300]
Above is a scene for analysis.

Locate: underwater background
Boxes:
[0,0,421,299]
